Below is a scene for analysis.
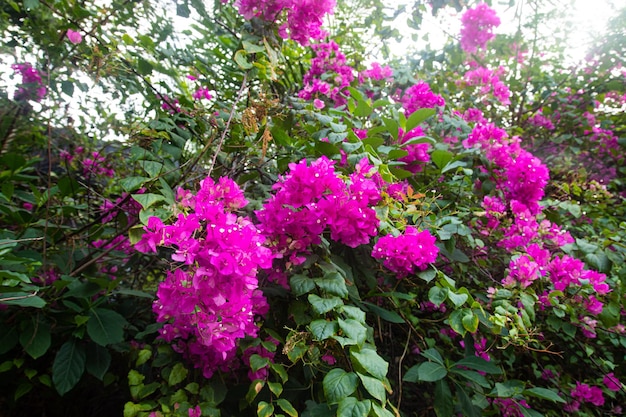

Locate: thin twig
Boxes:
[208,72,249,176]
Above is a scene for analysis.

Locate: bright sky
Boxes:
[385,0,617,63]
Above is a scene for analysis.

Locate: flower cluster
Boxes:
[134,177,273,378]
[401,81,445,115]
[82,151,115,178]
[398,126,431,173]
[527,111,555,130]
[371,226,439,278]
[462,117,610,324]
[298,41,354,107]
[461,64,510,105]
[460,2,501,53]
[358,62,393,83]
[11,63,47,102]
[233,0,336,45]
[569,381,605,408]
[66,29,82,44]
[256,157,381,287]
[491,398,530,417]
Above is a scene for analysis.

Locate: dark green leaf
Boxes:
[290,274,315,296]
[456,385,482,417]
[132,193,166,210]
[308,294,343,314]
[0,325,18,354]
[362,301,404,323]
[417,362,447,382]
[0,292,46,308]
[523,387,566,403]
[323,368,358,404]
[52,340,86,395]
[86,343,111,381]
[357,372,386,402]
[338,318,367,346]
[421,348,445,365]
[350,348,388,380]
[19,317,51,359]
[337,397,371,417]
[428,286,447,306]
[87,308,126,346]
[315,272,348,298]
[494,380,526,397]
[454,356,502,374]
[434,380,454,417]
[309,319,338,340]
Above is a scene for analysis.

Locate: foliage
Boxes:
[1,0,625,416]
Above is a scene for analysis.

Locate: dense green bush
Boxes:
[1,1,624,416]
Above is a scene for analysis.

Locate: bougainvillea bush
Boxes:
[0,0,624,416]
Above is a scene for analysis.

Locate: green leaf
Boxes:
[523,387,565,403]
[315,272,348,298]
[418,268,437,283]
[448,291,468,307]
[276,398,298,417]
[52,340,86,396]
[403,365,420,382]
[24,0,40,9]
[434,380,454,417]
[323,368,358,404]
[337,397,371,417]
[462,311,479,333]
[141,161,164,178]
[132,193,166,210]
[290,274,315,296]
[357,372,386,402]
[449,369,490,388]
[257,401,274,417]
[168,362,188,386]
[303,400,334,417]
[428,286,447,306]
[268,381,283,396]
[456,385,482,417]
[19,317,51,359]
[350,348,389,380]
[338,318,367,346]
[519,408,544,417]
[494,380,526,397]
[249,354,270,372]
[137,58,153,75]
[61,80,74,97]
[0,325,18,354]
[309,319,338,340]
[448,310,467,336]
[14,382,33,401]
[421,348,445,365]
[120,176,149,193]
[417,362,447,382]
[87,308,126,346]
[0,292,46,308]
[362,301,404,323]
[371,403,395,417]
[431,150,453,170]
[308,294,343,314]
[86,343,111,381]
[234,50,253,69]
[454,356,502,374]
[406,108,435,132]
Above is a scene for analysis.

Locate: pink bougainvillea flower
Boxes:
[372,226,439,277]
[66,29,82,44]
[460,2,501,53]
[603,372,622,392]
